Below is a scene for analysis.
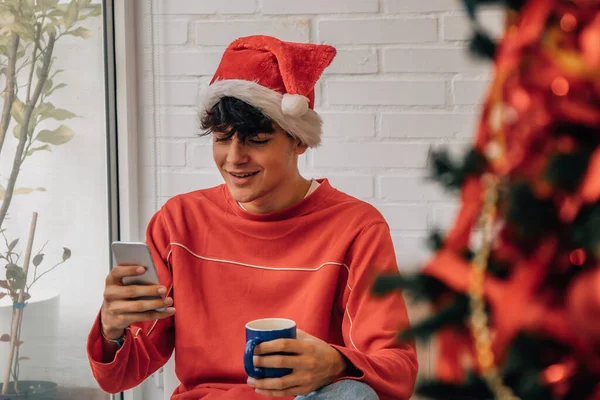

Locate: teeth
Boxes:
[232,172,255,178]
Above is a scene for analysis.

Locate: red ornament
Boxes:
[543,359,577,398]
[552,76,570,97]
[560,13,577,32]
[569,249,587,266]
[566,268,600,346]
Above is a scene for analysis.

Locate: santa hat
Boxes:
[198,35,337,148]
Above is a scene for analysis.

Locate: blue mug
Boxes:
[244,318,297,379]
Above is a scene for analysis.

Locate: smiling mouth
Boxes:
[229,171,259,178]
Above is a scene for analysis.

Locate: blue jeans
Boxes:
[295,380,379,400]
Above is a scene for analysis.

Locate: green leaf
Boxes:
[26,144,52,157]
[43,22,58,36]
[24,0,35,11]
[33,254,44,267]
[80,6,101,19]
[46,82,66,96]
[0,186,45,200]
[8,239,18,252]
[51,69,65,79]
[6,264,26,290]
[35,125,75,145]
[13,123,23,139]
[34,101,55,116]
[38,0,60,11]
[43,78,53,95]
[13,122,35,140]
[35,102,77,121]
[11,98,25,124]
[77,0,92,8]
[47,9,65,19]
[12,187,47,196]
[0,22,29,36]
[66,27,92,39]
[62,247,72,261]
[64,0,79,29]
[0,9,15,25]
[49,108,77,121]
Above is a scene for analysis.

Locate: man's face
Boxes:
[212,125,308,209]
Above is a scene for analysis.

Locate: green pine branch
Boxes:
[417,372,494,400]
[428,148,486,192]
[373,273,450,302]
[506,181,559,239]
[398,295,470,341]
[545,150,591,193]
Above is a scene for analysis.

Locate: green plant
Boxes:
[0,0,100,395]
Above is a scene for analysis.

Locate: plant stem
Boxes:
[25,24,41,105]
[28,260,65,290]
[0,34,55,231]
[32,240,48,283]
[1,212,37,395]
[0,33,20,160]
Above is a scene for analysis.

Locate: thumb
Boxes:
[296,328,315,340]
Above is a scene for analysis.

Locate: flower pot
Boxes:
[0,380,57,399]
[0,289,60,384]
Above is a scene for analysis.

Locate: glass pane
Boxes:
[0,1,111,399]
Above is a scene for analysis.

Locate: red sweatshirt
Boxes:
[87,179,417,399]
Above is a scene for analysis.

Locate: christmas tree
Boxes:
[374,0,600,399]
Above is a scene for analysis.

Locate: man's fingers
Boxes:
[295,329,310,340]
[254,339,305,355]
[106,265,146,284]
[248,374,310,392]
[106,297,173,314]
[104,283,166,301]
[120,308,176,325]
[253,354,307,370]
[254,385,313,398]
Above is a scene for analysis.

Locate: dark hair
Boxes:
[199,97,275,142]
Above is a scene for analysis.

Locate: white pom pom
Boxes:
[281,94,309,117]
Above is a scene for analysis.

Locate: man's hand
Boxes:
[101,265,175,339]
[247,329,349,397]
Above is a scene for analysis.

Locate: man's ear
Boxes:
[294,140,308,155]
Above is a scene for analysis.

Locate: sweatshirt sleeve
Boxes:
[86,208,175,393]
[330,221,418,400]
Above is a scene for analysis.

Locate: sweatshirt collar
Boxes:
[223,178,334,222]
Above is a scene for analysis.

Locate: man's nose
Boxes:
[226,138,249,164]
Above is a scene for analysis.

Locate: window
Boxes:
[0,1,116,398]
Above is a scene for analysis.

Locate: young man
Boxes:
[87,35,417,400]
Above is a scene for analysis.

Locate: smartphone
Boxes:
[111,241,166,312]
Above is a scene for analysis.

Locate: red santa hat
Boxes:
[198,35,337,148]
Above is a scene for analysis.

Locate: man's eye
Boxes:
[249,139,269,145]
[214,137,230,142]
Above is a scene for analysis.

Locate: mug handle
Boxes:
[244,339,265,379]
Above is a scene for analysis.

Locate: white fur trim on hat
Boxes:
[198,79,323,148]
[281,94,309,117]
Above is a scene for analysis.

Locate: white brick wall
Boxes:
[135,1,502,390]
[136,0,501,266]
